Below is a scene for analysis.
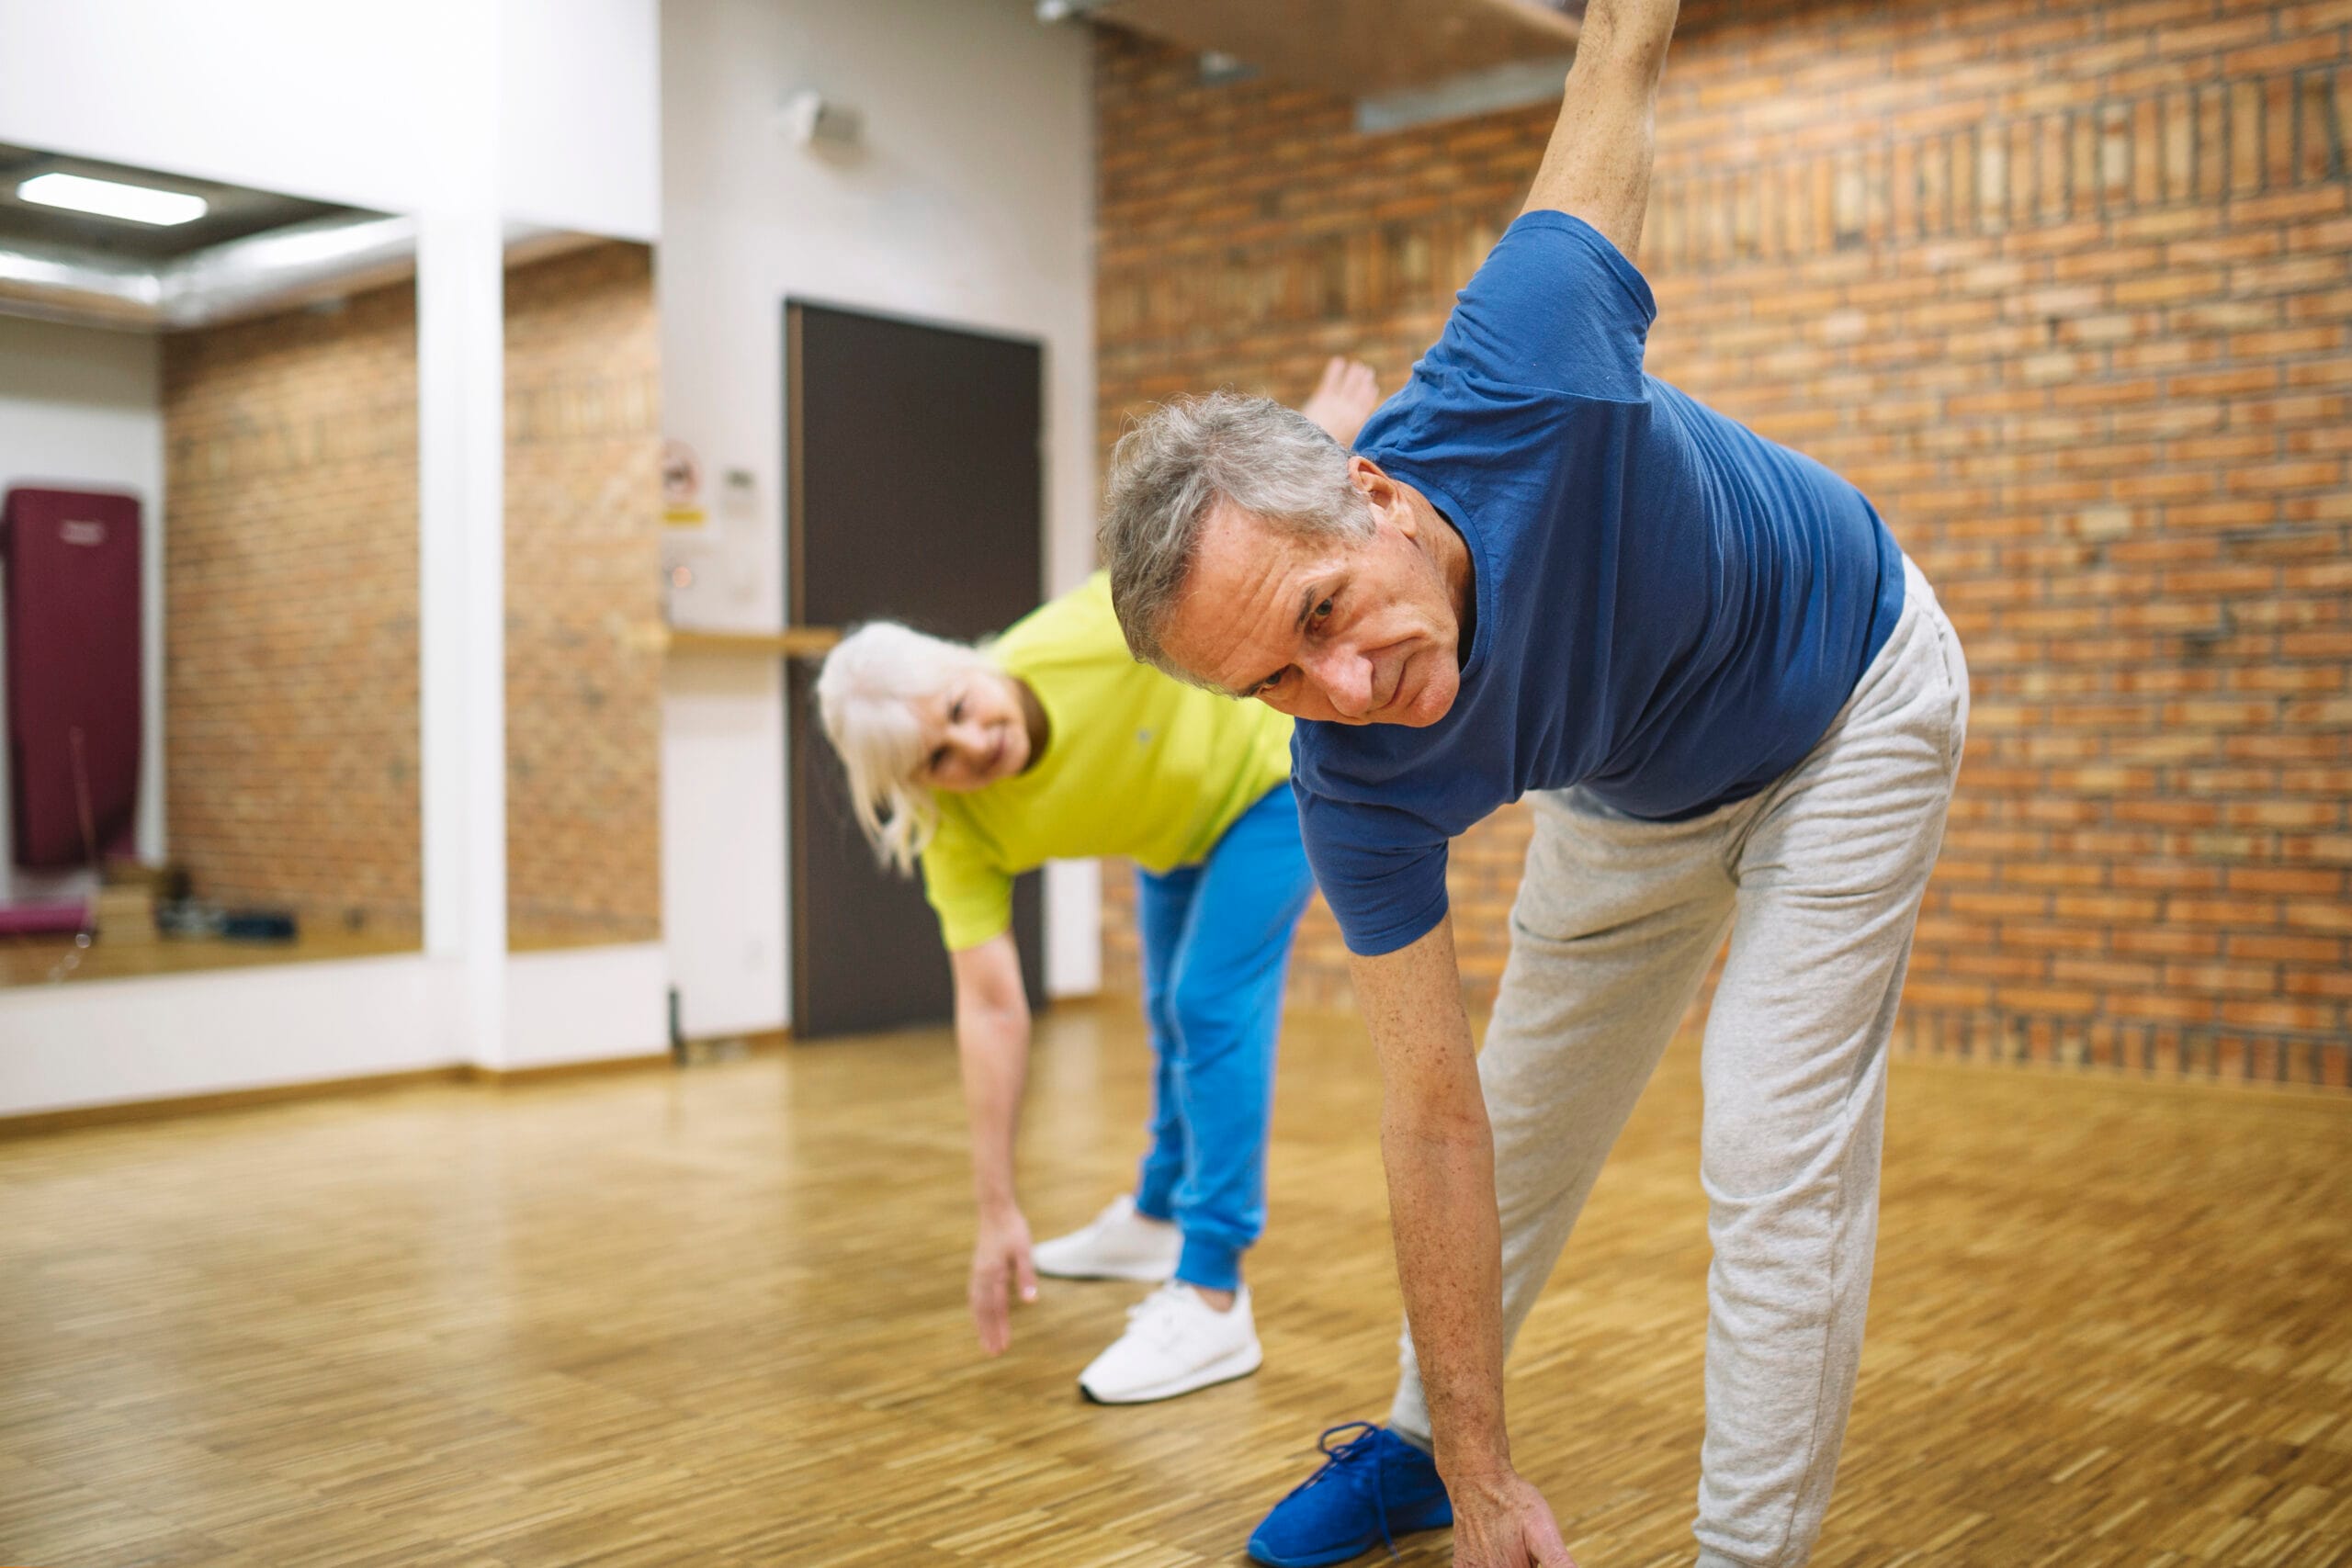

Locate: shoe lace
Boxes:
[1122,1282,1193,1346]
[1273,1421,1400,1560]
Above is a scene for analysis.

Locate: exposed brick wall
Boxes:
[1095,1,2352,1089]
[163,281,423,938]
[503,242,663,949]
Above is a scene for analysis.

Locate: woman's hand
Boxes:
[952,937,1035,1355]
[968,1204,1039,1356]
[1299,355,1384,446]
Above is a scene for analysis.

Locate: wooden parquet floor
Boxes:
[3,1005,2349,1566]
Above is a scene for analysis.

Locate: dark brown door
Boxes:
[786,301,1047,1040]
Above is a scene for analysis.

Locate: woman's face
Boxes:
[914,667,1031,792]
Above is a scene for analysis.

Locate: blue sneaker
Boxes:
[1246,1422,1453,1566]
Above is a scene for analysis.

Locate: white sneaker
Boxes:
[1032,1194,1182,1282]
[1077,1282,1262,1404]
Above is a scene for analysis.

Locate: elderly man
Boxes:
[1097,4,1966,1566]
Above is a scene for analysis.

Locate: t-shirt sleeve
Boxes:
[1417,209,1656,400]
[1297,787,1453,958]
[921,827,1014,953]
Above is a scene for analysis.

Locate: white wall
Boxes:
[0,316,166,905]
[659,0,1099,1038]
[0,955,458,1117]
[502,0,662,243]
[0,0,659,239]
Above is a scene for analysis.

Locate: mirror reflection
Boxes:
[0,143,420,984]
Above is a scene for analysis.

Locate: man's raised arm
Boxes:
[1522,0,1682,260]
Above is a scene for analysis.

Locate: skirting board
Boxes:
[0,942,670,1119]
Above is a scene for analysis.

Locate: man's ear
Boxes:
[1348,455,1409,533]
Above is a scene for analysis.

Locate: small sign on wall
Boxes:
[662,437,707,527]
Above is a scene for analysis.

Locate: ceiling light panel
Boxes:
[17,172,209,227]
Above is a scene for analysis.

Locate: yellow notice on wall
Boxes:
[662,437,707,528]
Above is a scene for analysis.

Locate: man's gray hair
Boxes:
[1097,390,1370,677]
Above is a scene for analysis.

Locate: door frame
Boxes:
[782,297,1051,1039]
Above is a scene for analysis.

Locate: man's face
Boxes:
[1159,461,1464,728]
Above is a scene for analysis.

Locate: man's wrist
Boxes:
[1432,1428,1514,1488]
[1436,1454,1521,1507]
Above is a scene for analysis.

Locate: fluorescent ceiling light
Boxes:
[17,172,209,227]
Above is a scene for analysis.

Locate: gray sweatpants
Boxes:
[1388,557,1968,1568]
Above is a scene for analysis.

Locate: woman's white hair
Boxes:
[814,621,999,874]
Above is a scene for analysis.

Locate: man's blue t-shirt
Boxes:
[1296,209,1905,957]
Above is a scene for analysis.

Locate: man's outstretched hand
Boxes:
[1299,355,1384,446]
[1446,1468,1579,1567]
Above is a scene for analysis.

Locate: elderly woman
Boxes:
[814,360,1378,1404]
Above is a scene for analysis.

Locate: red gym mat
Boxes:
[3,487,142,871]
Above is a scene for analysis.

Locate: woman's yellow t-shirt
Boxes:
[920,572,1294,952]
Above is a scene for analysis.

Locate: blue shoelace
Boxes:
[1274,1420,1401,1559]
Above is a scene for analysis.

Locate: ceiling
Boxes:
[0,143,357,263]
[1072,0,1581,118]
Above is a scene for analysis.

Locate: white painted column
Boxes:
[1046,861,1102,998]
[416,209,508,1066]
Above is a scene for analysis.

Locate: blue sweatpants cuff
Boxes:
[1175,1235,1242,1293]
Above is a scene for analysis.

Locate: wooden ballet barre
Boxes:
[635,625,843,660]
